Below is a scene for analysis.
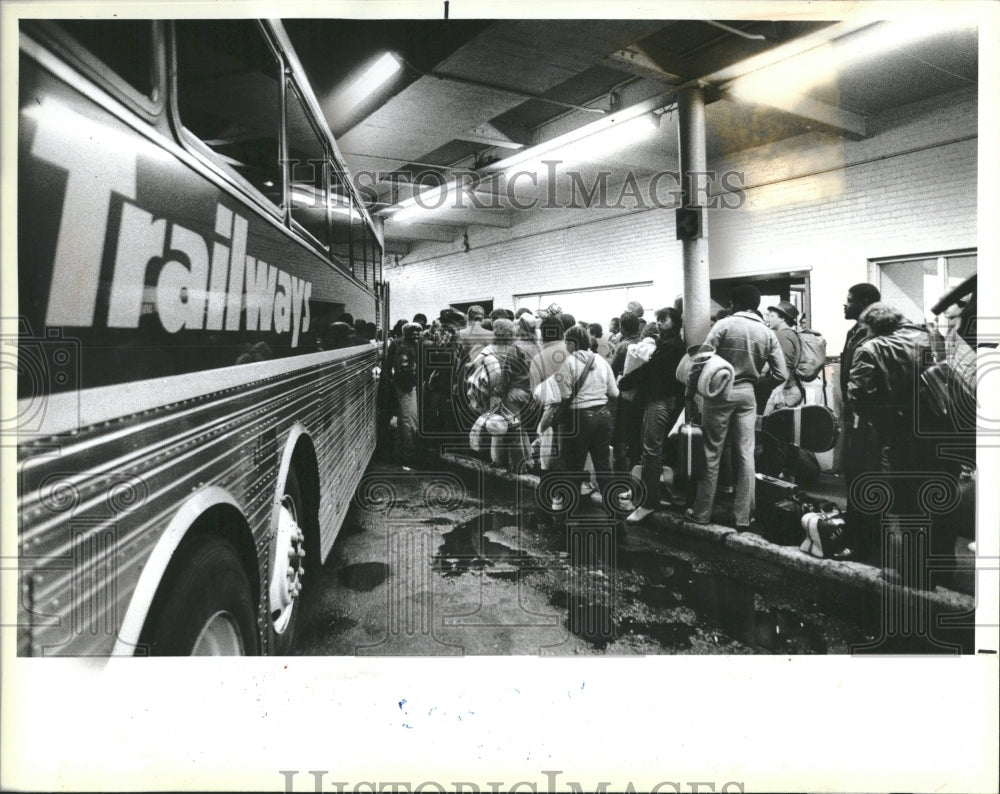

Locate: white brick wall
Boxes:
[386,87,977,352]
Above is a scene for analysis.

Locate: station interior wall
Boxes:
[385,87,977,354]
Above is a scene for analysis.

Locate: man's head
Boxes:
[766,300,798,330]
[858,302,904,336]
[729,284,762,313]
[844,283,881,321]
[564,324,591,352]
[626,300,644,319]
[619,310,640,338]
[588,322,603,339]
[467,304,485,322]
[608,317,621,335]
[412,313,428,327]
[558,313,576,332]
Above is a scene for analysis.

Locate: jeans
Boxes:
[692,383,757,525]
[558,405,614,497]
[395,387,419,463]
[639,397,681,509]
[612,398,644,475]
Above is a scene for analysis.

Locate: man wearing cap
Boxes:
[688,285,787,530]
[762,300,803,412]
[760,300,804,478]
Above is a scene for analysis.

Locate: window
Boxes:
[174,20,282,206]
[329,170,355,272]
[53,20,156,97]
[515,282,658,323]
[286,80,330,251]
[876,251,976,333]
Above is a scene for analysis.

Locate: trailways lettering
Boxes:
[48,200,312,347]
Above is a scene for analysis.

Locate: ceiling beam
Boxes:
[732,91,867,139]
[382,220,459,242]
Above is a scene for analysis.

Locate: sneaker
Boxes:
[551,495,565,511]
[580,482,596,496]
[626,506,654,524]
[617,497,637,512]
[589,491,604,505]
[684,508,710,526]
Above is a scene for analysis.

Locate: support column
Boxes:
[677,86,711,346]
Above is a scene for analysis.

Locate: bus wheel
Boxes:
[145,536,258,656]
[269,469,306,654]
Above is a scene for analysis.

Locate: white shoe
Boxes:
[589,491,604,505]
[626,506,654,523]
[551,495,565,510]
[580,482,596,496]
[618,498,637,512]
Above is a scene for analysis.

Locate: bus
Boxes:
[14,19,386,655]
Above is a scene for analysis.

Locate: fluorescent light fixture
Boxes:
[325,52,401,126]
[504,114,659,177]
[389,182,454,224]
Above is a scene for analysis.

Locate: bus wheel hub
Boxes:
[269,495,305,632]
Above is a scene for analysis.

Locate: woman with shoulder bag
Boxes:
[545,325,619,511]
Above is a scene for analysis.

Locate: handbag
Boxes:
[551,353,597,427]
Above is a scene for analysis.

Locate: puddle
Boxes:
[560,547,829,653]
[432,511,545,577]
[337,562,391,591]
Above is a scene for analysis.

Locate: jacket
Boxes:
[704,310,788,386]
[847,323,931,433]
[617,334,685,402]
[840,321,873,405]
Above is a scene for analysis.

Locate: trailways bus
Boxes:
[15,19,386,655]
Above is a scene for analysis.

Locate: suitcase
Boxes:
[769,498,808,546]
[675,423,705,482]
[754,474,803,531]
[675,423,705,506]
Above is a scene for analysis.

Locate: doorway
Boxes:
[710,271,811,326]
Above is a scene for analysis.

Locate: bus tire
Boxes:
[144,536,259,656]
[269,469,306,655]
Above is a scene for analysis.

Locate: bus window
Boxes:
[174,20,282,207]
[53,20,156,98]
[330,170,353,272]
[287,79,331,251]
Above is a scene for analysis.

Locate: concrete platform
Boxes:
[439,451,976,624]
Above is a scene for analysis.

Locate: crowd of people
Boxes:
[373,281,977,582]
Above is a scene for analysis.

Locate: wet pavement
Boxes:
[293,462,974,656]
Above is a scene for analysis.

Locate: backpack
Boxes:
[465,354,495,414]
[391,340,418,391]
[794,328,827,382]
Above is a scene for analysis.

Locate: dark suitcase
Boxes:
[676,423,705,506]
[769,498,807,546]
[754,474,802,531]
[675,423,705,482]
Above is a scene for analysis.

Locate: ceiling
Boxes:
[282,17,978,256]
